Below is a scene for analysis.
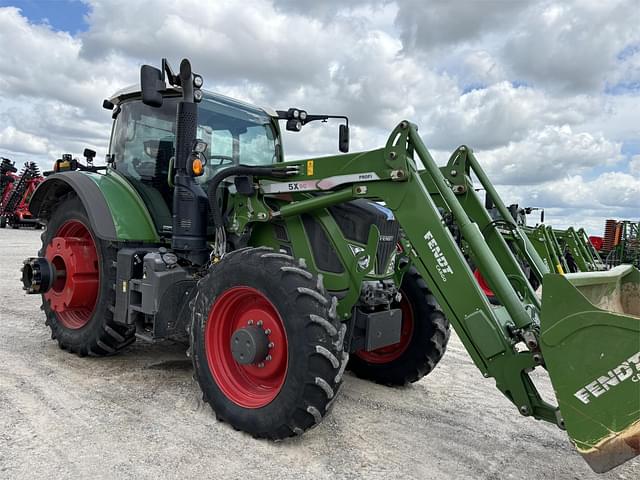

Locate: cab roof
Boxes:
[107,85,277,118]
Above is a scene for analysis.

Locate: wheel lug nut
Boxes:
[257,362,265,368]
[264,329,271,335]
[247,320,254,325]
[265,355,272,361]
[268,342,274,348]
[257,320,263,326]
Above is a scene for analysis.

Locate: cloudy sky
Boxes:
[0,0,638,233]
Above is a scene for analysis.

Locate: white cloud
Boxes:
[0,0,637,233]
[419,82,603,150]
[0,126,49,154]
[502,0,640,93]
[630,155,640,176]
[475,124,622,185]
[497,172,640,234]
[394,0,531,52]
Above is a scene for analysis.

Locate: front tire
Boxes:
[39,194,135,356]
[348,267,450,386]
[191,247,348,439]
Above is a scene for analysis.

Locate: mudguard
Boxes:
[29,170,160,242]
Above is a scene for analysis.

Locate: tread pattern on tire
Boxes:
[40,193,135,356]
[191,247,349,439]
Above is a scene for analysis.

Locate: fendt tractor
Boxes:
[21,59,639,473]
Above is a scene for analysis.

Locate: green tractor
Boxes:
[22,58,639,472]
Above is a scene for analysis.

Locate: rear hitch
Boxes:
[21,257,56,294]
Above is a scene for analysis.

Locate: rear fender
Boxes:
[29,171,160,242]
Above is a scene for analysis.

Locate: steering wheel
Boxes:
[132,157,156,178]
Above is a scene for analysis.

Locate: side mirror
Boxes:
[540,210,545,224]
[339,124,349,153]
[140,65,164,107]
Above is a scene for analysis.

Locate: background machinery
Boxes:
[524,225,605,274]
[0,159,43,228]
[20,58,639,473]
[0,157,19,213]
[485,199,605,275]
[597,219,640,268]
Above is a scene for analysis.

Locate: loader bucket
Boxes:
[540,265,640,473]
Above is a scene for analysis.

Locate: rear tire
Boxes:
[39,194,135,356]
[348,267,450,386]
[191,247,348,439]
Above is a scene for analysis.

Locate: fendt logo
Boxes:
[574,351,640,404]
[424,231,453,281]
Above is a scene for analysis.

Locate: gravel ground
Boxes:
[0,228,638,480]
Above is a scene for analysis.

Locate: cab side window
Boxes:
[109,98,179,230]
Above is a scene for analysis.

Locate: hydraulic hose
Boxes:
[206,164,298,260]
[206,165,297,228]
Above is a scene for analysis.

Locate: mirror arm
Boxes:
[162,58,178,86]
[303,114,348,127]
[275,111,349,127]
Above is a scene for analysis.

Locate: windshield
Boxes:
[197,95,278,171]
[110,93,278,181]
[108,92,278,231]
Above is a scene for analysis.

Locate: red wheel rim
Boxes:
[473,268,495,297]
[356,291,414,364]
[205,286,288,408]
[43,220,100,329]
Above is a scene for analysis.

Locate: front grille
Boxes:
[375,220,400,274]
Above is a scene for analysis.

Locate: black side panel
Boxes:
[156,280,196,337]
[328,199,400,274]
[301,213,345,273]
[328,200,374,244]
[115,248,147,325]
[302,201,400,276]
[29,172,117,240]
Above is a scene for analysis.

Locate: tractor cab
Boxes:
[105,86,282,234]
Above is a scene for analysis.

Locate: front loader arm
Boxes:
[260,121,559,424]
[419,148,545,308]
[368,123,558,422]
[255,120,640,471]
